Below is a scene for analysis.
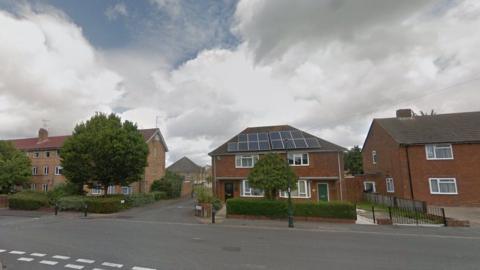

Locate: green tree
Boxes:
[0,141,31,194]
[151,170,183,198]
[247,153,297,200]
[61,113,149,196]
[344,146,363,175]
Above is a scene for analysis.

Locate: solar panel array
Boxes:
[227,130,321,152]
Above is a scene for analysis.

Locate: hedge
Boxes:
[58,196,124,213]
[226,199,356,219]
[57,196,87,211]
[9,191,49,210]
[152,191,167,201]
[125,193,155,207]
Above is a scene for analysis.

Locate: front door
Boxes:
[224,182,234,201]
[318,183,329,202]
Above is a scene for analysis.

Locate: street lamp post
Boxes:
[285,138,294,228]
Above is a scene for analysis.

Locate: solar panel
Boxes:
[238,142,248,151]
[280,131,293,140]
[258,132,269,141]
[248,133,258,142]
[238,134,247,142]
[271,140,284,149]
[249,141,259,150]
[291,130,303,139]
[284,139,295,149]
[294,139,307,148]
[259,141,270,150]
[305,137,321,148]
[227,142,238,152]
[269,131,281,140]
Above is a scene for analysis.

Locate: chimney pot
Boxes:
[396,109,414,119]
[38,128,48,142]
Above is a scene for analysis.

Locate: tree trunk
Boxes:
[104,184,108,197]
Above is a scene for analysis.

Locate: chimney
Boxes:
[38,128,48,142]
[396,109,414,119]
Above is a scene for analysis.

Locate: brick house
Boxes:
[9,128,168,194]
[362,109,480,206]
[167,156,210,184]
[209,125,346,202]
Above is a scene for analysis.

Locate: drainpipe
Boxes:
[405,146,415,200]
[337,152,343,201]
[212,156,216,196]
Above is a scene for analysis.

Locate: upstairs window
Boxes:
[288,153,309,166]
[32,167,38,176]
[43,166,49,175]
[426,144,453,160]
[235,155,259,168]
[55,166,63,175]
[372,151,378,164]
[386,178,395,193]
[429,178,457,195]
[240,180,264,197]
[33,152,40,158]
[45,151,50,158]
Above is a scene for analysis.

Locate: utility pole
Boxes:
[284,138,294,228]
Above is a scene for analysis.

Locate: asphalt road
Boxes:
[1,199,480,270]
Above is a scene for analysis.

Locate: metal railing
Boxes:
[388,206,446,226]
[364,193,427,212]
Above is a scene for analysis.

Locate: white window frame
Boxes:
[372,151,377,164]
[31,183,36,191]
[43,166,49,175]
[386,178,395,193]
[235,155,259,168]
[429,178,458,195]
[122,186,132,195]
[280,180,311,198]
[288,153,309,166]
[425,144,454,160]
[240,180,264,197]
[363,181,376,193]
[32,167,38,176]
[33,152,40,158]
[54,166,63,175]
[42,184,48,192]
[107,185,116,195]
[91,187,102,195]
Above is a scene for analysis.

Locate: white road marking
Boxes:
[0,249,5,253]
[76,258,95,264]
[40,260,58,265]
[17,257,34,262]
[102,262,123,268]
[65,264,85,269]
[10,250,26,254]
[92,268,106,270]
[132,267,156,270]
[52,255,70,260]
[31,253,47,257]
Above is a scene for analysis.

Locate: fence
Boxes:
[388,206,446,226]
[364,193,427,212]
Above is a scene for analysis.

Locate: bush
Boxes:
[152,191,167,201]
[57,196,86,211]
[195,186,214,203]
[9,191,49,210]
[293,201,356,219]
[125,193,155,207]
[212,197,223,211]
[46,183,82,205]
[226,199,356,219]
[151,171,183,198]
[227,199,288,218]
[58,195,126,213]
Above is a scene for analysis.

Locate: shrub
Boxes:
[152,191,167,201]
[57,196,86,211]
[85,197,123,213]
[9,191,48,210]
[293,201,356,219]
[226,199,356,220]
[212,197,223,211]
[227,199,288,218]
[195,186,214,203]
[125,193,155,207]
[151,171,183,198]
[46,183,82,205]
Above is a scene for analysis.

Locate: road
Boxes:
[1,198,480,270]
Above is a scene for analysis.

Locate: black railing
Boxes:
[388,206,447,226]
[364,193,427,212]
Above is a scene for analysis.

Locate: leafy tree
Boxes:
[151,170,183,198]
[344,146,363,175]
[247,153,297,200]
[0,141,31,194]
[61,113,149,196]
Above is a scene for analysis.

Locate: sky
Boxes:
[1,0,480,166]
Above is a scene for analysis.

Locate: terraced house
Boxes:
[362,109,480,206]
[209,125,346,202]
[9,127,168,194]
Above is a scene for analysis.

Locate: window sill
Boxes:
[279,196,311,199]
[240,195,264,198]
[430,192,458,195]
[387,191,395,193]
[289,164,309,167]
[426,158,454,161]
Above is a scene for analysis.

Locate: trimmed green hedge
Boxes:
[57,196,87,211]
[152,191,167,201]
[226,199,356,219]
[125,193,155,207]
[57,196,124,213]
[9,191,49,210]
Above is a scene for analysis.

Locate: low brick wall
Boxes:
[227,214,356,224]
[0,195,8,208]
[446,218,470,227]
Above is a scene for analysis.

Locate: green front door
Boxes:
[318,183,329,202]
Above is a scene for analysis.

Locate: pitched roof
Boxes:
[209,125,346,156]
[167,157,203,174]
[8,128,168,151]
[374,111,480,145]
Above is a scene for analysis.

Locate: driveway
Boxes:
[444,207,480,227]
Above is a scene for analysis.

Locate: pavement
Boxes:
[443,207,480,227]
[1,199,480,270]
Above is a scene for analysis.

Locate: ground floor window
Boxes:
[429,178,457,195]
[386,178,394,193]
[107,185,116,195]
[91,187,102,195]
[280,180,310,198]
[55,166,63,175]
[122,186,132,195]
[31,183,36,191]
[42,184,48,192]
[240,180,264,197]
[363,181,376,193]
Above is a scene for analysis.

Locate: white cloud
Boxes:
[105,3,128,21]
[0,7,123,139]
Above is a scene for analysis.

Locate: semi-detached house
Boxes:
[9,127,168,195]
[209,125,346,202]
[362,109,480,206]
